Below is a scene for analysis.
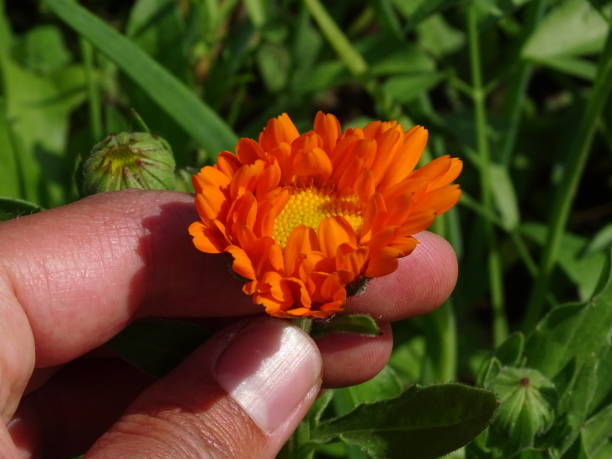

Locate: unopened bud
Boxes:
[81,132,176,195]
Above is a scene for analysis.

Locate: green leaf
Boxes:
[0,56,86,205]
[583,404,612,457]
[333,366,404,417]
[244,0,266,28]
[312,314,381,338]
[383,72,445,104]
[0,197,42,221]
[124,0,195,164]
[591,345,612,412]
[313,384,497,459]
[310,389,335,426]
[416,14,465,58]
[584,223,612,256]
[490,163,520,230]
[367,43,435,76]
[331,367,404,459]
[522,222,608,300]
[523,0,610,61]
[487,367,557,453]
[18,25,71,74]
[373,0,404,41]
[389,335,425,385]
[257,42,290,92]
[494,332,525,367]
[536,56,598,81]
[554,354,599,453]
[524,249,612,378]
[106,319,210,377]
[44,0,237,156]
[392,0,461,31]
[0,97,20,197]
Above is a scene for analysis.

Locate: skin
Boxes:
[0,190,458,458]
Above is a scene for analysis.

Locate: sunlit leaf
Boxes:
[313,384,497,459]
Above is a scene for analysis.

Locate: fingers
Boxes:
[317,323,393,387]
[8,358,153,458]
[87,318,322,458]
[0,190,456,368]
[0,190,254,367]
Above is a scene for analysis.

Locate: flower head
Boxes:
[189,112,462,318]
[81,132,176,195]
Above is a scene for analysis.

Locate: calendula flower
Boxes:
[189,112,461,318]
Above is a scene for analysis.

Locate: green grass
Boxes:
[2,0,612,457]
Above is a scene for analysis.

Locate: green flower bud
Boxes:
[487,366,557,452]
[81,132,176,195]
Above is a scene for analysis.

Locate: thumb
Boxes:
[87,318,322,458]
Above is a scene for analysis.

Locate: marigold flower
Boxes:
[189,112,462,318]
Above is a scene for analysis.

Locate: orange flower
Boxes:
[189,112,462,318]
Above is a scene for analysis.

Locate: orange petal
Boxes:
[284,225,319,276]
[370,128,402,187]
[227,191,257,231]
[229,160,265,198]
[255,160,281,197]
[417,185,461,215]
[216,151,242,178]
[318,216,357,257]
[354,169,375,205]
[259,113,300,152]
[410,155,453,182]
[314,111,341,153]
[379,126,428,190]
[226,245,256,279]
[236,138,266,164]
[188,221,227,253]
[192,165,231,192]
[365,248,399,278]
[426,158,463,191]
[336,244,368,283]
[291,147,333,180]
[400,210,436,234]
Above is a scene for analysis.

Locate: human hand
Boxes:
[1,190,457,458]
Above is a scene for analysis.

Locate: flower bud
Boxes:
[81,132,176,195]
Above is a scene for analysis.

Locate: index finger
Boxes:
[0,190,456,368]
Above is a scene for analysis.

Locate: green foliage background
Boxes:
[1,0,612,457]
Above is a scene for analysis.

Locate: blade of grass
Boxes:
[303,0,368,77]
[523,27,612,331]
[79,38,102,143]
[44,0,237,156]
[499,0,545,166]
[467,4,508,347]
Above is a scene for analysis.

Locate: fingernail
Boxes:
[214,318,321,434]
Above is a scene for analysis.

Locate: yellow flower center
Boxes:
[272,187,363,248]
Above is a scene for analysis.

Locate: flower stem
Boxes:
[523,28,612,331]
[293,317,313,334]
[467,5,508,347]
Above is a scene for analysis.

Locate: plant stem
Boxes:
[422,162,457,383]
[293,317,313,334]
[79,38,103,143]
[467,5,508,347]
[499,0,545,166]
[523,28,612,331]
[303,0,368,77]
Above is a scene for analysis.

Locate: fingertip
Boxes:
[316,323,393,387]
[347,231,458,321]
